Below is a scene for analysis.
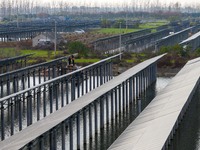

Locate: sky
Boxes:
[40,0,199,7]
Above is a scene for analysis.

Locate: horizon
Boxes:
[40,0,199,7]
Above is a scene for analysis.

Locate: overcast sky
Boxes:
[41,0,199,7]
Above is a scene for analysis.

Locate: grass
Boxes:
[76,58,100,63]
[95,21,168,35]
[0,48,20,58]
[139,22,168,29]
[21,50,63,58]
[95,28,141,34]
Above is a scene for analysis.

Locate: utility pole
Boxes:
[119,22,122,60]
[126,14,128,30]
[54,20,57,56]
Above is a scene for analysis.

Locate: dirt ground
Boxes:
[61,31,113,47]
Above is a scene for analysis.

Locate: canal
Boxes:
[168,86,200,150]
[0,76,172,149]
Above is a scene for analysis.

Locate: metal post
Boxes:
[39,135,44,150]
[100,96,104,128]
[71,76,75,102]
[119,22,122,60]
[122,82,125,110]
[89,104,92,138]
[37,89,41,121]
[81,73,84,96]
[50,130,54,150]
[104,64,106,83]
[1,102,5,140]
[100,66,103,85]
[97,67,99,87]
[89,70,92,91]
[111,90,114,120]
[136,75,138,98]
[126,80,128,107]
[0,80,3,98]
[54,20,57,56]
[18,98,22,131]
[77,75,80,98]
[49,86,53,113]
[11,100,14,135]
[61,82,64,107]
[94,101,98,133]
[61,122,66,150]
[7,77,10,96]
[39,68,41,84]
[43,85,46,117]
[86,71,88,93]
[69,118,73,150]
[93,68,95,89]
[28,72,30,88]
[55,83,58,110]
[83,109,87,143]
[118,84,121,113]
[76,113,80,149]
[115,87,118,115]
[48,67,51,80]
[106,93,109,123]
[65,79,69,104]
[129,77,133,103]
[53,65,55,78]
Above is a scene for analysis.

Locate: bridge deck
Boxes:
[108,57,200,150]
[0,54,165,150]
[180,30,200,44]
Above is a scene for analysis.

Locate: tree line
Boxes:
[0,0,200,19]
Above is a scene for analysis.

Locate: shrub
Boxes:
[68,41,89,57]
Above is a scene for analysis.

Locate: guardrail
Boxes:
[0,55,75,98]
[0,53,121,141]
[0,54,165,149]
[0,54,33,74]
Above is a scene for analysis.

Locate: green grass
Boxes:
[139,22,168,29]
[95,28,141,34]
[21,50,63,58]
[95,21,168,35]
[0,48,20,58]
[76,58,100,63]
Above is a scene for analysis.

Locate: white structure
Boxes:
[32,32,63,47]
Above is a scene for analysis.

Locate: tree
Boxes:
[68,41,89,57]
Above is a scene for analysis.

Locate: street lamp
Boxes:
[119,22,122,60]
[54,20,57,56]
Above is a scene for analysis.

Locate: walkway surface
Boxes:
[0,54,165,150]
[108,57,200,150]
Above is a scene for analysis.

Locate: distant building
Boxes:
[32,32,63,47]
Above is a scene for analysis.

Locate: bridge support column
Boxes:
[115,87,118,115]
[118,84,121,113]
[1,102,5,140]
[89,104,93,138]
[106,93,109,123]
[111,89,114,120]
[76,112,80,149]
[83,109,87,143]
[93,68,95,89]
[94,101,98,133]
[129,77,133,103]
[63,80,67,105]
[100,97,104,129]
[69,117,73,150]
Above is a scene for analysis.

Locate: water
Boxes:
[168,86,200,150]
[0,76,172,149]
[86,77,171,150]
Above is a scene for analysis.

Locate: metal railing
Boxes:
[0,53,121,141]
[0,54,165,149]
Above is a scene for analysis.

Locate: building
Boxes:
[32,32,63,47]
